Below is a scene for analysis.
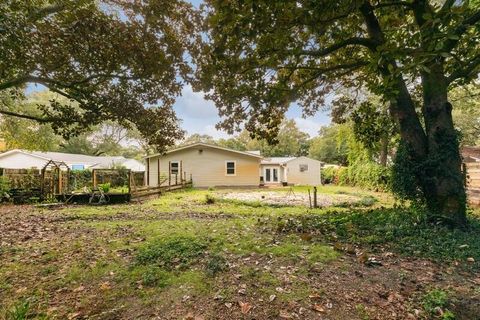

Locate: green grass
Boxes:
[1,185,478,319]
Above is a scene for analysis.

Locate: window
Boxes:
[299,164,308,172]
[226,161,236,175]
[170,161,179,175]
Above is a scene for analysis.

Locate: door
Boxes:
[264,167,279,183]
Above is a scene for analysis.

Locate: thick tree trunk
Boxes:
[418,64,467,227]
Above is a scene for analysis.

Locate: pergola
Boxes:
[41,160,70,197]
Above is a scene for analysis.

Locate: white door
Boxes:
[264,167,279,183]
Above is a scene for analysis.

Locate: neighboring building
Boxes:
[145,142,321,188]
[0,149,145,171]
[461,146,480,163]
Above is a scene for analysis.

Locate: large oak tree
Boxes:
[196,0,480,227]
[0,0,199,150]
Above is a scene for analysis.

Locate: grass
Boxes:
[1,186,479,319]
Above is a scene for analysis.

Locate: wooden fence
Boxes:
[465,162,480,206]
[130,172,192,200]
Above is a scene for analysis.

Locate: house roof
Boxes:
[261,157,296,165]
[145,142,264,159]
[0,149,145,171]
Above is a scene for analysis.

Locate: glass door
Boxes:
[264,167,279,183]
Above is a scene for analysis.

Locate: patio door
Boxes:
[264,167,279,183]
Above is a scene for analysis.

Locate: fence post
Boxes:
[313,186,318,208]
[168,161,171,186]
[128,170,132,194]
[92,169,97,189]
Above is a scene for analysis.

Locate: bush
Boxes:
[204,193,216,204]
[98,183,110,193]
[0,176,11,201]
[322,161,390,191]
[321,167,336,184]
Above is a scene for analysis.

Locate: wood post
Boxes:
[313,186,318,208]
[146,159,150,186]
[157,158,160,186]
[180,161,183,183]
[128,170,132,194]
[92,169,97,189]
[168,161,171,186]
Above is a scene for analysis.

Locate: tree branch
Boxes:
[373,1,413,10]
[444,9,480,51]
[0,109,51,123]
[447,54,480,84]
[298,37,377,56]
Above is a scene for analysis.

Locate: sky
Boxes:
[175,85,331,139]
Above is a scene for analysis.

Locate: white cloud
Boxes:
[294,117,323,137]
[174,85,219,119]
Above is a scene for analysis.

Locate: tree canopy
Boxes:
[196,0,480,227]
[0,0,199,150]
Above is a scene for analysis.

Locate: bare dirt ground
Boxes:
[219,190,361,207]
[1,190,479,320]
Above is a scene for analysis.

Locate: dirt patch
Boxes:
[220,191,361,207]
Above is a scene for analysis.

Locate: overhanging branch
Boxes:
[0,109,51,123]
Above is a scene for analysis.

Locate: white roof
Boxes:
[146,142,264,159]
[261,157,296,165]
[0,149,145,171]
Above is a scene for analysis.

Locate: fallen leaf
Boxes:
[224,302,233,309]
[73,285,84,292]
[239,301,252,314]
[269,294,276,302]
[279,310,292,318]
[467,257,475,263]
[312,304,325,312]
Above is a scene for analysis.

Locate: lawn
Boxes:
[0,186,479,319]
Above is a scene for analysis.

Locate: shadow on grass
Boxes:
[274,207,480,268]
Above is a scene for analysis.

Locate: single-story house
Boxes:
[0,149,145,172]
[145,142,321,188]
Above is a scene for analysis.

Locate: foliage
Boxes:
[204,193,216,204]
[205,253,228,276]
[69,170,92,191]
[309,124,349,165]
[321,167,337,184]
[273,207,480,268]
[197,0,480,225]
[451,83,480,146]
[0,0,198,150]
[136,235,207,270]
[422,289,456,319]
[98,183,110,193]
[0,176,11,200]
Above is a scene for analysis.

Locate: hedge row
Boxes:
[322,161,390,191]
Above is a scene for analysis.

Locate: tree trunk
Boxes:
[379,134,388,167]
[418,63,467,227]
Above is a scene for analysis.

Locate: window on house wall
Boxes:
[226,161,236,175]
[299,164,308,172]
[170,161,179,175]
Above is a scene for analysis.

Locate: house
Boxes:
[462,146,480,163]
[144,142,321,188]
[0,149,145,172]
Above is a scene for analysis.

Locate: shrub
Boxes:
[136,235,207,270]
[204,193,216,204]
[422,289,455,319]
[321,167,336,184]
[324,161,390,191]
[205,253,228,276]
[0,176,11,201]
[98,183,110,193]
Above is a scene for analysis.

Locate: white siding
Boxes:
[147,146,261,187]
[285,157,321,185]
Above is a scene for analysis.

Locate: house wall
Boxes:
[0,152,48,169]
[147,146,261,187]
[285,156,321,186]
